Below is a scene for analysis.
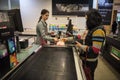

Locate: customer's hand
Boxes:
[75,41,82,48]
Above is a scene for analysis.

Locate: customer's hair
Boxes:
[38,9,49,22]
[86,9,102,30]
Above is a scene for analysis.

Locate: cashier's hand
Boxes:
[75,41,82,48]
[61,38,68,42]
[53,37,58,42]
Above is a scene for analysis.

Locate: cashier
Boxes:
[35,9,58,45]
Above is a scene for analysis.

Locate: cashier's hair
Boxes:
[38,9,49,23]
[86,9,102,30]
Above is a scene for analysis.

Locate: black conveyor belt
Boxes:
[6,47,77,80]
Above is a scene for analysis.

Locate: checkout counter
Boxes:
[102,36,120,73]
[1,45,86,80]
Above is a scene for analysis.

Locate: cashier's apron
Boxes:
[40,21,48,45]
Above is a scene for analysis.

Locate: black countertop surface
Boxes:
[6,47,77,80]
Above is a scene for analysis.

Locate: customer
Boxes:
[35,9,58,45]
[118,21,120,38]
[76,9,106,80]
[112,21,117,35]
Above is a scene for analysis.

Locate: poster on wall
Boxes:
[98,0,113,25]
[52,0,93,16]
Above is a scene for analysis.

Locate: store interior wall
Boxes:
[1,0,120,34]
[0,0,97,31]
[19,0,97,30]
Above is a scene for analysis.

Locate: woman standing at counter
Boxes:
[35,9,58,45]
[76,9,106,80]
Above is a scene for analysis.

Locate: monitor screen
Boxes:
[66,19,73,36]
[8,9,24,32]
[0,41,8,59]
[7,38,16,54]
[111,46,120,59]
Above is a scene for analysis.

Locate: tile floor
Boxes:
[95,56,120,80]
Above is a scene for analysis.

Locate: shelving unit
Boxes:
[0,11,18,78]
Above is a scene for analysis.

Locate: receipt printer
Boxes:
[19,39,28,49]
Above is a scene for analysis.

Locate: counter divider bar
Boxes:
[72,47,86,80]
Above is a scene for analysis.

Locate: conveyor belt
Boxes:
[6,47,77,80]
